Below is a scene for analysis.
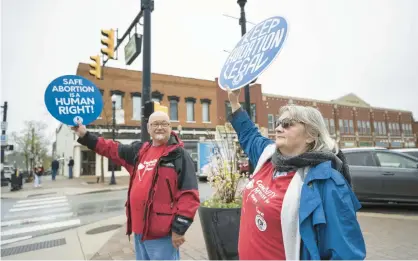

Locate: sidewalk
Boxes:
[91,212,209,260]
[0,175,129,199]
[90,210,418,260]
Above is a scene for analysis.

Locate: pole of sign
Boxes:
[237,0,251,118]
[237,0,254,175]
[141,0,154,143]
[1,101,8,167]
[110,98,116,185]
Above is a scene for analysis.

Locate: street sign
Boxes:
[44,75,104,126]
[218,16,288,90]
[1,145,13,151]
[124,33,142,65]
[1,134,7,145]
[1,121,7,131]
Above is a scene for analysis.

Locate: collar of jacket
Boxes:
[299,161,346,225]
[141,131,184,159]
[304,161,346,186]
[144,131,184,147]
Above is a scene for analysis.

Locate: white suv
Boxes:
[2,165,14,181]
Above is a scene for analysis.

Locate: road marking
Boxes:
[4,207,72,219]
[1,212,74,227]
[0,235,33,246]
[17,196,67,204]
[14,199,68,208]
[1,219,81,236]
[358,212,418,221]
[9,202,69,212]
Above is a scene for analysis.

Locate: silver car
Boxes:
[391,148,418,159]
[342,147,418,204]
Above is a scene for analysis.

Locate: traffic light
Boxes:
[89,55,101,79]
[143,101,168,121]
[101,29,115,59]
[154,101,168,114]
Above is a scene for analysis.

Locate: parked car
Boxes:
[342,147,418,204]
[2,165,14,181]
[391,148,418,159]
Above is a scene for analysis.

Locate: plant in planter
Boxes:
[199,124,248,260]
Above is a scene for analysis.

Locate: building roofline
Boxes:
[77,63,216,87]
[262,92,413,114]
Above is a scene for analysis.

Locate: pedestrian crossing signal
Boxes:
[89,55,101,80]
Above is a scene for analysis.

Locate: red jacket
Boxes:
[77,131,200,240]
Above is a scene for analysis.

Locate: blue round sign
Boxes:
[218,16,288,90]
[44,75,103,126]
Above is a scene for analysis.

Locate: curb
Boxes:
[73,187,128,196]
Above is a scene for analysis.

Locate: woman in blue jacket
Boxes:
[226,87,366,260]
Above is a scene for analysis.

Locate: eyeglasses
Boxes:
[150,122,170,128]
[275,118,301,129]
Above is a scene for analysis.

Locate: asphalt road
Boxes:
[0,179,213,248]
[2,180,418,259]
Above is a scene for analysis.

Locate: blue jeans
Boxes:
[133,234,179,260]
[52,169,57,180]
[69,166,73,179]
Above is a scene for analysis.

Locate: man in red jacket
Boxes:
[73,111,200,260]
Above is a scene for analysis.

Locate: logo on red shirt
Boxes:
[137,159,158,181]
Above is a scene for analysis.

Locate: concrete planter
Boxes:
[198,205,241,260]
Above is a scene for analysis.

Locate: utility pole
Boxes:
[237,0,251,118]
[141,0,154,143]
[30,127,35,179]
[110,98,116,185]
[1,102,8,167]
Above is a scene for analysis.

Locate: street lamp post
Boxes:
[110,94,117,185]
[237,0,251,118]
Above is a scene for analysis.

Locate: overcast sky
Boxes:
[2,0,418,144]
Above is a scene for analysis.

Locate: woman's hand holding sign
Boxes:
[226,85,242,113]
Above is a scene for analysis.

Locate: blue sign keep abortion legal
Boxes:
[44,75,103,126]
[218,16,288,90]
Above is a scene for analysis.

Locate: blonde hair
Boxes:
[278,105,339,153]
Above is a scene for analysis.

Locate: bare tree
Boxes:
[95,98,115,183]
[11,121,52,173]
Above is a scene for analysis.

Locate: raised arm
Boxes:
[226,87,273,167]
[73,124,142,173]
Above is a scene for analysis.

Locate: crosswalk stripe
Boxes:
[0,235,33,246]
[1,219,81,236]
[1,212,74,227]
[4,207,72,219]
[16,196,67,204]
[14,199,68,208]
[9,202,69,212]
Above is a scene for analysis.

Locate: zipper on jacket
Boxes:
[166,178,174,208]
[143,160,161,221]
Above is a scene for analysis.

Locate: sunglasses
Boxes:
[275,118,301,129]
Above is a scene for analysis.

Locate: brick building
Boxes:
[263,93,416,149]
[54,63,417,178]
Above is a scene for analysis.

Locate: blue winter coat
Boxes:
[229,107,366,260]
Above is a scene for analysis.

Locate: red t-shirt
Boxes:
[238,161,295,260]
[130,145,166,234]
